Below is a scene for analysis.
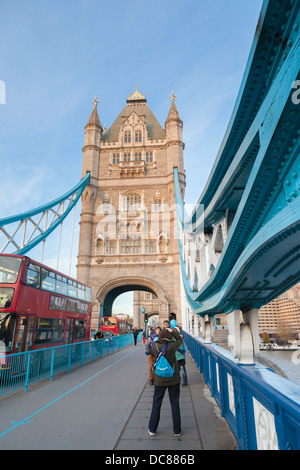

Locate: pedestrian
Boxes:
[132,327,139,345]
[148,327,183,437]
[145,326,161,386]
[94,329,103,340]
[163,320,170,329]
[142,329,146,345]
[175,330,188,386]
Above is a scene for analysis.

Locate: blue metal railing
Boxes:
[0,333,140,397]
[184,332,300,450]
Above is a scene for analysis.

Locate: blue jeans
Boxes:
[180,364,187,384]
[148,384,181,434]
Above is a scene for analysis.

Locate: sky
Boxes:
[0,0,263,315]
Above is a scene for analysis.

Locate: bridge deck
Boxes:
[0,343,235,451]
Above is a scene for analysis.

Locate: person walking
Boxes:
[94,329,103,340]
[175,334,188,386]
[145,326,161,386]
[148,327,183,437]
[132,327,139,345]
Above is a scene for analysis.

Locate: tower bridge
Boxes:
[77,83,185,329]
[0,0,300,450]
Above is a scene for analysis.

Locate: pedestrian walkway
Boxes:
[115,353,235,451]
[0,342,235,450]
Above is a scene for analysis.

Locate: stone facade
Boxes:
[77,89,185,330]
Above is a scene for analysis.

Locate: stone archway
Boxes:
[95,276,170,328]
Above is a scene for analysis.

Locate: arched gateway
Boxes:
[77,88,186,330]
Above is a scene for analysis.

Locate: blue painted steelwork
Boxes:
[174,0,300,315]
[0,172,90,255]
[0,332,141,397]
[184,332,300,450]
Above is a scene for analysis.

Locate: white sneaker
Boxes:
[148,429,156,436]
[174,431,182,437]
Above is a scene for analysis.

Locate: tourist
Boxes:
[175,328,188,386]
[132,327,139,345]
[145,326,161,385]
[148,327,183,437]
[94,329,103,339]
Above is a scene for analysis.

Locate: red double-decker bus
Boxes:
[0,254,92,360]
[100,316,130,335]
[100,317,118,335]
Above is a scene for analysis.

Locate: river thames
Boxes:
[259,350,300,386]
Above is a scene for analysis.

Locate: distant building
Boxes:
[259,284,300,339]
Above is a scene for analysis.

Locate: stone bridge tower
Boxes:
[77,87,185,330]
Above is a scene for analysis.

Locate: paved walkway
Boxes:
[0,342,236,451]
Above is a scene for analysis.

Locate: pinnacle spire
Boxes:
[85,96,102,130]
[165,91,182,125]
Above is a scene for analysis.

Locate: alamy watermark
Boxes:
[292,349,300,365]
[291,80,300,105]
[95,199,204,245]
[0,80,6,104]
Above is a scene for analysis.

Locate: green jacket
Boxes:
[175,343,186,362]
[151,329,183,387]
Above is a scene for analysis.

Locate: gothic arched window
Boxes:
[124,131,131,143]
[127,193,141,211]
[112,153,119,164]
[135,130,142,142]
[120,192,142,212]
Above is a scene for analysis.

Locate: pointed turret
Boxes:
[165,91,183,141]
[82,96,102,179]
[165,91,185,194]
[165,91,183,126]
[78,97,102,284]
[85,96,103,131]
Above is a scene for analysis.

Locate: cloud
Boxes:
[0,165,53,218]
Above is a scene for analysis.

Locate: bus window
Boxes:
[0,256,22,284]
[34,318,65,345]
[86,287,92,302]
[14,316,27,353]
[25,263,40,287]
[61,277,68,296]
[101,317,116,326]
[74,320,86,339]
[41,268,55,292]
[66,318,74,344]
[77,284,85,301]
[0,287,15,309]
[67,279,77,298]
[55,275,63,295]
[24,317,35,351]
[0,312,16,352]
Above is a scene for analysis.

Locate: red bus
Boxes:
[100,316,129,335]
[0,254,92,360]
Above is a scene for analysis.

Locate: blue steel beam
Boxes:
[175,0,300,316]
[0,172,90,255]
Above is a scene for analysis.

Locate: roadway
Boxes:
[0,341,236,451]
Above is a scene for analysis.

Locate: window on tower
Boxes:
[112,153,120,164]
[120,192,141,212]
[135,130,142,142]
[145,151,153,162]
[152,199,162,211]
[124,131,131,143]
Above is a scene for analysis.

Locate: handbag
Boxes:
[152,342,174,378]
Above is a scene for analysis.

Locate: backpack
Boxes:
[152,342,174,378]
